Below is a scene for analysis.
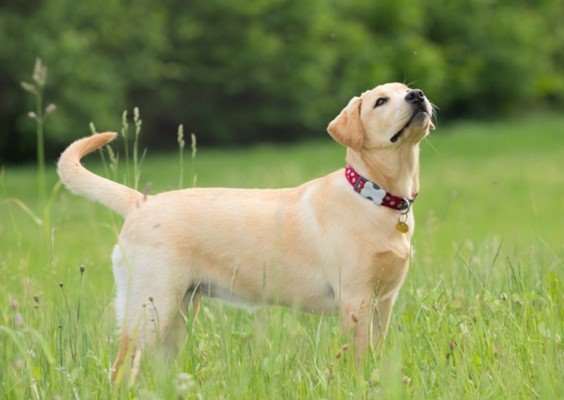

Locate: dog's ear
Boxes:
[327,96,365,151]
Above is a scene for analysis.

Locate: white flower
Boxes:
[360,182,385,204]
[176,372,196,396]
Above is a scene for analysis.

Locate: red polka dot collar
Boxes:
[344,165,415,212]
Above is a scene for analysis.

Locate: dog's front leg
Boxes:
[366,250,409,353]
[340,290,399,362]
[340,294,374,361]
[369,293,397,352]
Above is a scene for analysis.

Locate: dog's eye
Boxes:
[373,97,389,108]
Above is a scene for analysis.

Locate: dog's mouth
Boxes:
[390,108,429,143]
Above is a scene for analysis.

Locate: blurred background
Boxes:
[1,0,564,163]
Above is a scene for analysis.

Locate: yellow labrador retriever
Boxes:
[57,82,433,381]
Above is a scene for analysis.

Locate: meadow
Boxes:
[1,113,563,399]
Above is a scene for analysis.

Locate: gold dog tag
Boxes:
[396,221,409,233]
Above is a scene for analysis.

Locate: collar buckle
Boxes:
[399,198,412,214]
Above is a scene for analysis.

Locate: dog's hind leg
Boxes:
[159,288,201,359]
[110,245,191,385]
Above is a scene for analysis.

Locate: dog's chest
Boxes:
[367,246,410,296]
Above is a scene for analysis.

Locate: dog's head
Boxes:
[327,82,434,151]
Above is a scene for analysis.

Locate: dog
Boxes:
[57,82,433,383]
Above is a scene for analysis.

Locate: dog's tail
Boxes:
[57,132,143,216]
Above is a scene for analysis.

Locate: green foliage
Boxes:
[1,0,563,161]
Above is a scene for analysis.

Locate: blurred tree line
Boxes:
[1,0,563,162]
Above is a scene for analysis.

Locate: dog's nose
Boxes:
[405,89,425,104]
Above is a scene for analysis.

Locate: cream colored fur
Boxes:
[57,82,433,384]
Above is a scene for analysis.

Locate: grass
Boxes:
[1,113,563,399]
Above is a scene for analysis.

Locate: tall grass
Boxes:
[177,125,198,188]
[19,58,61,240]
[190,132,198,187]
[91,108,147,190]
[132,107,145,191]
[118,108,146,190]
[20,58,56,203]
[177,124,185,188]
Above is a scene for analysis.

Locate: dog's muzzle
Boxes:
[405,89,426,105]
[390,89,430,143]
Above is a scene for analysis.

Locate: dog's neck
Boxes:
[345,144,420,200]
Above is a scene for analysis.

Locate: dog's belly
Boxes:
[193,278,338,313]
